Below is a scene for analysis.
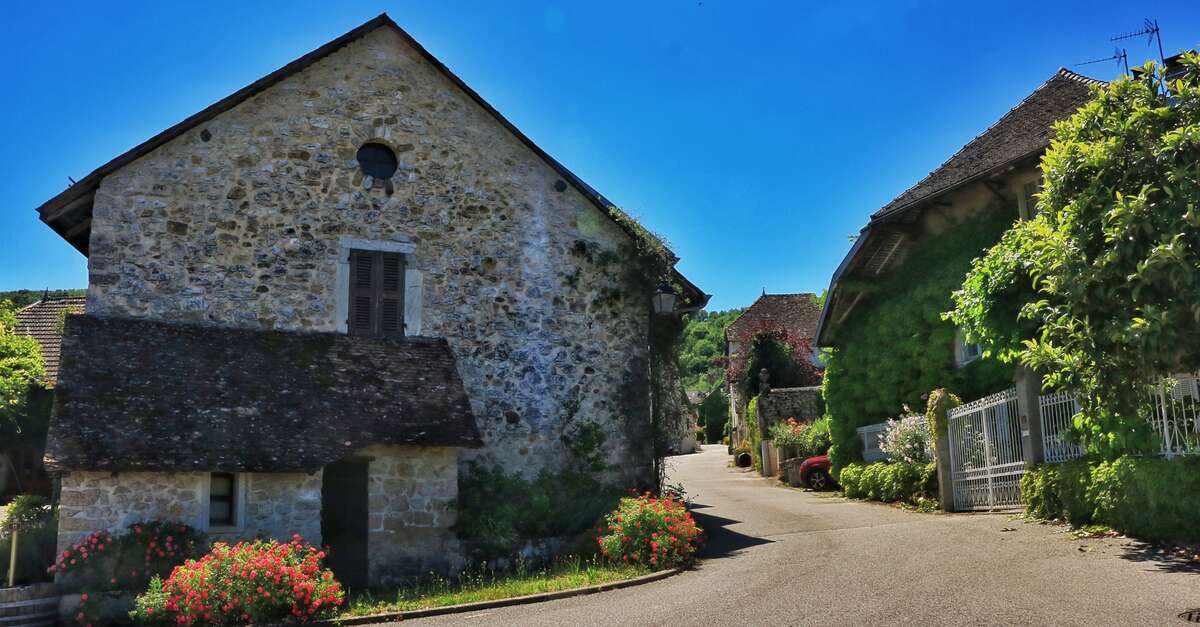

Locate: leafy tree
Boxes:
[678,308,743,392]
[698,386,729,443]
[0,301,44,431]
[946,55,1200,456]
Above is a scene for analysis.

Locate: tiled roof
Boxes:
[45,315,482,473]
[726,293,822,342]
[871,69,1102,223]
[13,296,86,385]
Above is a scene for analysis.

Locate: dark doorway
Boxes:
[321,460,369,590]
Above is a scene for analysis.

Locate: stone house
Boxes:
[724,293,821,448]
[0,296,85,500]
[35,14,704,587]
[814,69,1101,456]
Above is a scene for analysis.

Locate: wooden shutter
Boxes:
[348,249,406,337]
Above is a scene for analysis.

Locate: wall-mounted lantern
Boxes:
[652,281,677,316]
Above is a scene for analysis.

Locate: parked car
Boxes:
[798,455,835,491]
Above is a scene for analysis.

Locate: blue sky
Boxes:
[2,1,1197,310]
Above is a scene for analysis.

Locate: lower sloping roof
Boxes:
[725,293,821,342]
[14,296,86,385]
[45,315,481,473]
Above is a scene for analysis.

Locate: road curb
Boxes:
[329,567,684,624]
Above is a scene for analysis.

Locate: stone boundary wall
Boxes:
[756,387,822,437]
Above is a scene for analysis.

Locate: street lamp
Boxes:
[652,281,677,316]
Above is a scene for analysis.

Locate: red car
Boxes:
[798,454,835,491]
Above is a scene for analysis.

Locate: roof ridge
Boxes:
[872,68,1102,222]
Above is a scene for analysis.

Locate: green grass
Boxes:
[344,556,653,616]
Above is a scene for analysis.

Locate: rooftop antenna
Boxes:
[1075,47,1129,76]
[1111,18,1165,65]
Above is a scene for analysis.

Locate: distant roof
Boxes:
[45,315,482,473]
[33,13,706,309]
[13,296,86,385]
[870,68,1101,224]
[726,293,821,342]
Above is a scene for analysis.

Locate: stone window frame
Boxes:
[200,472,247,532]
[335,238,423,336]
[1016,172,1044,221]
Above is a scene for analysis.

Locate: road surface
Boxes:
[395,444,1199,626]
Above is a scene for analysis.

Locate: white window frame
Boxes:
[1016,174,1043,221]
[954,329,982,367]
[335,238,423,336]
[200,472,247,532]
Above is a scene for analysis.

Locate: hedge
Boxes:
[1021,455,1200,542]
[837,461,937,504]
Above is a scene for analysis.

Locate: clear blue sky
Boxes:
[2,1,1197,310]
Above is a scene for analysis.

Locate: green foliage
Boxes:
[768,416,832,459]
[679,308,743,392]
[824,208,1017,474]
[455,464,622,560]
[561,420,607,473]
[746,396,761,470]
[838,461,938,504]
[734,330,821,400]
[948,55,1200,457]
[0,495,56,586]
[0,289,85,310]
[0,300,45,431]
[1021,456,1200,542]
[698,387,729,444]
[923,388,960,447]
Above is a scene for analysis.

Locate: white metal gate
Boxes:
[947,388,1026,510]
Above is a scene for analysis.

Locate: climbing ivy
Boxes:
[824,207,1017,473]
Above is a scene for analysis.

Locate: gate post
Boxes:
[926,390,958,512]
[1015,366,1044,468]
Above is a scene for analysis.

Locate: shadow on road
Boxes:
[689,504,772,559]
[1116,541,1200,574]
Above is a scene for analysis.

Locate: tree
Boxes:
[0,301,44,430]
[947,55,1200,456]
[730,327,822,400]
[679,308,744,392]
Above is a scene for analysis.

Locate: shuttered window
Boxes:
[348,249,406,337]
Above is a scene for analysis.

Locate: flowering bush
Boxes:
[879,414,933,464]
[131,535,344,625]
[769,417,807,448]
[596,493,702,569]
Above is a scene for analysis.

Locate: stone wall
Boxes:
[56,470,322,555]
[363,445,460,584]
[84,25,653,487]
[756,387,823,437]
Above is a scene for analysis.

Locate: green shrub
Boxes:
[0,495,56,585]
[837,461,937,504]
[747,396,761,471]
[698,387,729,445]
[1021,456,1200,542]
[456,464,622,559]
[596,493,702,568]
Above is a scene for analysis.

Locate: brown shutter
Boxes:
[348,250,406,337]
[379,252,405,336]
[349,250,375,336]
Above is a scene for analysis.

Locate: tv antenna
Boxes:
[1076,47,1129,76]
[1111,18,1165,67]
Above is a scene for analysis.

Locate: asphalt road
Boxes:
[397,445,1199,626]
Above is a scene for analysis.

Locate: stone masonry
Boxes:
[362,445,459,585]
[84,25,654,487]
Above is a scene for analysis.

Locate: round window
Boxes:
[356,143,398,179]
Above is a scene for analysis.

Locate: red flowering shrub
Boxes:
[132,535,344,625]
[49,521,205,625]
[596,493,702,568]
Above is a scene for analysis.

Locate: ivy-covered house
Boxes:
[35,14,705,587]
[724,293,821,448]
[814,68,1101,470]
